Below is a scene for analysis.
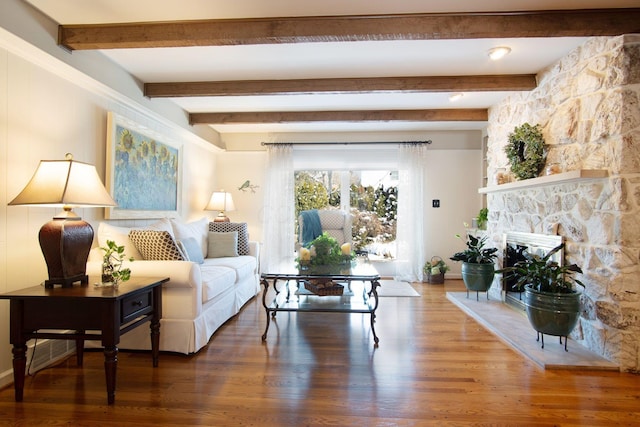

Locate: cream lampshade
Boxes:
[8,154,116,288]
[205,190,235,222]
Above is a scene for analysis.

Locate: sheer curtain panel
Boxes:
[395,143,427,282]
[262,144,295,272]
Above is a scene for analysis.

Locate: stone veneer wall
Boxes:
[485,35,640,372]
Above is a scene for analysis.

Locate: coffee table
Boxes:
[260,261,381,346]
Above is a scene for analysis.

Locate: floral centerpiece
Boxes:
[297,232,356,272]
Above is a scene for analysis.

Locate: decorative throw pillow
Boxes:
[97,219,175,260]
[128,230,185,261]
[208,222,249,255]
[207,231,239,258]
[170,217,208,259]
[179,237,205,264]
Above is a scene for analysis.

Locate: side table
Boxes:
[0,276,168,404]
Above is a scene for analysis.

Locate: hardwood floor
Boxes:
[0,279,638,426]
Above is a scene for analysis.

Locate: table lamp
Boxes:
[8,154,116,288]
[205,190,235,222]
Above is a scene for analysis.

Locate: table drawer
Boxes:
[121,291,153,323]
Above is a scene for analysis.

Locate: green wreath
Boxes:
[504,123,546,180]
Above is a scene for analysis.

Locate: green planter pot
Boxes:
[461,262,495,300]
[523,284,582,351]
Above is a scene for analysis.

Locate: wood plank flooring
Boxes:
[0,279,638,426]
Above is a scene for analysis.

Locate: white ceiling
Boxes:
[24,0,640,135]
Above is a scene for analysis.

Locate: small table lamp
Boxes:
[8,154,116,288]
[205,190,235,222]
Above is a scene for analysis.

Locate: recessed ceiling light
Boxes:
[488,46,512,60]
[449,93,464,102]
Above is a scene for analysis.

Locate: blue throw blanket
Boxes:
[300,209,322,246]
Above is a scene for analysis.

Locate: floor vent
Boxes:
[26,334,75,374]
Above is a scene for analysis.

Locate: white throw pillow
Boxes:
[207,231,239,258]
[170,217,208,258]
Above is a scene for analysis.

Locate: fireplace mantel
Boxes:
[478,169,608,194]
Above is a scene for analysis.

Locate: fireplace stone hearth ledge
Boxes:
[447,291,619,371]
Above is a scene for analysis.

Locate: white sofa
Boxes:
[87,217,260,354]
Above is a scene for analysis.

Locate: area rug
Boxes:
[376,280,420,297]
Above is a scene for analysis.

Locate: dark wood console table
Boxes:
[0,276,168,404]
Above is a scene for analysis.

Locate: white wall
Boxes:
[0,46,219,389]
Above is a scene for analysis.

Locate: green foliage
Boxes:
[300,232,355,266]
[450,234,498,264]
[476,208,488,229]
[295,172,329,218]
[100,240,134,283]
[497,244,584,294]
[505,123,546,180]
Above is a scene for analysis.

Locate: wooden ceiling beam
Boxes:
[145,75,536,98]
[59,9,640,50]
[189,109,488,124]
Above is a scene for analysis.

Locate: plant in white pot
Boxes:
[497,243,584,351]
[450,234,498,300]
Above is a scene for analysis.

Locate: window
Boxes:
[294,169,398,259]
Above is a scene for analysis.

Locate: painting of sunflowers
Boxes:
[105,112,181,219]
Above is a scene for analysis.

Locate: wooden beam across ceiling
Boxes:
[189,109,488,125]
[145,74,536,98]
[58,9,640,50]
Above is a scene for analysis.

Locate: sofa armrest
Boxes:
[249,241,260,272]
[88,260,201,289]
[87,259,203,319]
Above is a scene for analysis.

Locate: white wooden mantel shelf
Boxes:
[478,169,609,194]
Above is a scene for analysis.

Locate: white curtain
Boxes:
[262,144,295,272]
[395,143,427,282]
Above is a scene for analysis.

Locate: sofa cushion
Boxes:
[178,237,204,264]
[208,231,238,258]
[97,219,174,260]
[170,217,208,258]
[129,230,185,261]
[209,222,249,255]
[199,264,236,302]
[205,255,257,282]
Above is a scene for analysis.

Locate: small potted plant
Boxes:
[450,233,498,299]
[423,256,449,284]
[497,243,584,350]
[100,240,133,288]
[476,208,488,230]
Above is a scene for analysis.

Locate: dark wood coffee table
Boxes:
[0,276,168,404]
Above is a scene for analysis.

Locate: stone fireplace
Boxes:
[484,35,640,372]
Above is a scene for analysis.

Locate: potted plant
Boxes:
[100,240,133,288]
[475,208,488,230]
[423,256,449,284]
[450,233,498,300]
[497,243,584,351]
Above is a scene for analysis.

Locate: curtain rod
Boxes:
[261,140,431,146]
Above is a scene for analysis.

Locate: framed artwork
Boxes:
[105,112,182,219]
